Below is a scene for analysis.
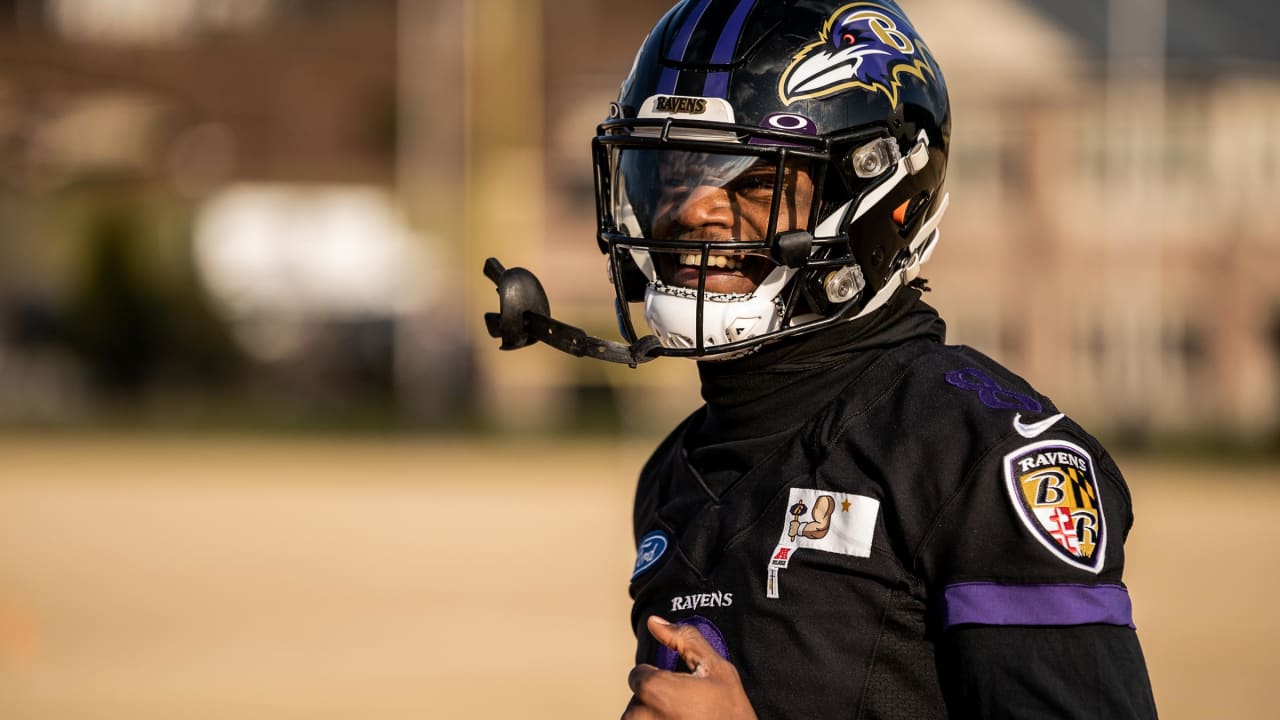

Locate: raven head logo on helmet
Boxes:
[483,0,951,365]
[779,2,936,108]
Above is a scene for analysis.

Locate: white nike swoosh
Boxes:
[1013,412,1066,439]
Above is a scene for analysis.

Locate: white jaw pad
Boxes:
[643,264,797,352]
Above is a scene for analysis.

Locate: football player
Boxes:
[483,1,1158,717]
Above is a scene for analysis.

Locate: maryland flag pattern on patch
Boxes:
[1002,439,1106,573]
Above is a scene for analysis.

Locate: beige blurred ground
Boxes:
[0,435,1276,719]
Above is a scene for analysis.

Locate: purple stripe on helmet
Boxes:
[656,67,680,94]
[703,71,729,98]
[941,582,1135,630]
[709,0,755,64]
[668,0,714,57]
[701,0,756,98]
[668,0,713,60]
[657,0,712,94]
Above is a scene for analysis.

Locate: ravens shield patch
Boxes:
[1003,440,1106,573]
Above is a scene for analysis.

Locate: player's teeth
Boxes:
[678,254,742,269]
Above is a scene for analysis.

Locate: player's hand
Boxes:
[621,616,758,720]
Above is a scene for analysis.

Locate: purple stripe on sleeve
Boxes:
[942,582,1135,630]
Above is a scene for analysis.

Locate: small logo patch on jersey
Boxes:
[632,530,669,579]
[1003,440,1106,573]
[766,488,880,599]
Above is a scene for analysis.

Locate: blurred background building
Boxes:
[2,3,1278,720]
[0,0,1276,447]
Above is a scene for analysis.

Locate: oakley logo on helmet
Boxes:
[779,2,935,108]
[760,112,818,134]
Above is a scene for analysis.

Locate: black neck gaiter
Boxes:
[687,288,947,494]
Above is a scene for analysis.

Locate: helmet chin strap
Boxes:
[480,189,947,366]
[482,258,663,367]
[483,130,946,364]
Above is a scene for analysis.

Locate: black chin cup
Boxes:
[483,258,550,350]
[482,257,661,366]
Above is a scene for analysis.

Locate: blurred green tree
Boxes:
[64,185,244,402]
[68,206,162,394]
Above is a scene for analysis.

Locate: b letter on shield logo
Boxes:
[1002,440,1106,573]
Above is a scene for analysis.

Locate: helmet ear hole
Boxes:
[896,190,934,236]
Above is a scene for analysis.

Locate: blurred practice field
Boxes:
[0,435,1277,719]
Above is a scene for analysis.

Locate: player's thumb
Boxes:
[646,616,718,677]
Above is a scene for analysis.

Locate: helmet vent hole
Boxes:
[896,191,934,236]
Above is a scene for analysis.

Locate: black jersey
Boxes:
[627,290,1157,719]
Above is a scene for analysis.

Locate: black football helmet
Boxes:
[485,0,950,363]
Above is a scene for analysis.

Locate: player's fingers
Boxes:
[627,663,697,716]
[646,616,719,676]
[627,663,663,695]
[620,696,661,720]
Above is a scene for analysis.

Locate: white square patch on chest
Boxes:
[766,488,880,599]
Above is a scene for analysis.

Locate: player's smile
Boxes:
[655,250,773,295]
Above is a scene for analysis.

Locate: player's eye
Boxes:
[731,171,776,199]
[661,176,689,192]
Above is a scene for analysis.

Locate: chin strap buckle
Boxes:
[482,257,661,367]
